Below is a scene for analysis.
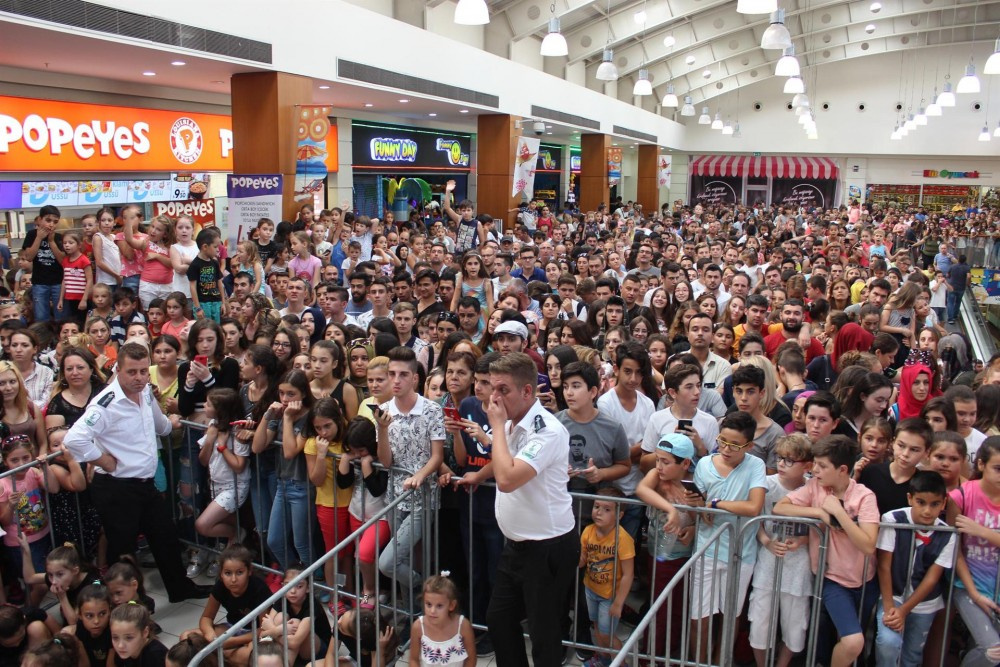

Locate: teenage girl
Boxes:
[66,583,112,667]
[852,416,894,480]
[303,398,352,615]
[949,437,1000,665]
[160,292,194,358]
[451,252,493,314]
[409,573,476,667]
[288,231,321,287]
[19,539,98,631]
[110,602,167,667]
[347,342,371,407]
[194,388,250,546]
[92,207,121,288]
[124,214,176,311]
[234,241,265,295]
[0,435,59,606]
[19,632,80,667]
[83,317,117,374]
[187,545,271,667]
[927,431,967,492]
[169,215,199,302]
[259,563,333,663]
[880,282,922,368]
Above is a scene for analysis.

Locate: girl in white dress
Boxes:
[409,573,476,667]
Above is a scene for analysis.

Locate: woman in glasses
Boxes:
[270,327,300,373]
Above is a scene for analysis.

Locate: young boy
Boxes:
[874,470,956,667]
[748,433,814,667]
[579,487,635,667]
[943,385,986,466]
[108,287,146,346]
[443,179,485,253]
[187,229,227,322]
[732,364,786,474]
[341,241,362,286]
[146,298,166,337]
[254,218,277,273]
[803,391,841,444]
[774,435,880,667]
[641,364,719,471]
[859,417,933,514]
[689,411,766,664]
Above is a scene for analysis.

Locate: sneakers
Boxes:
[205,561,220,579]
[329,598,352,617]
[474,632,494,657]
[185,549,208,579]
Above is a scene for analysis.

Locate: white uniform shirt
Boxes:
[64,378,173,479]
[495,400,574,541]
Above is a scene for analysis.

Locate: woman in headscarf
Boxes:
[890,360,936,422]
[805,322,874,391]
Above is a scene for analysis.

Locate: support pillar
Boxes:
[580,133,610,213]
[637,144,660,215]
[230,72,313,222]
[476,114,520,232]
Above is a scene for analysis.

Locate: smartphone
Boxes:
[194,355,208,366]
[444,406,461,421]
[676,419,693,432]
[372,406,384,420]
[538,379,551,394]
[681,479,704,499]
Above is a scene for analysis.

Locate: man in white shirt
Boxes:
[64,343,210,603]
[278,277,311,319]
[641,362,720,470]
[356,276,393,330]
[686,313,733,392]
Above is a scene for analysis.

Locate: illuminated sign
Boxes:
[370,137,418,162]
[923,169,981,179]
[353,124,471,171]
[435,138,469,166]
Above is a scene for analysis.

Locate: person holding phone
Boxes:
[640,364,719,474]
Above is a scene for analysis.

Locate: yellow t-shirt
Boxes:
[580,524,635,599]
[303,437,352,509]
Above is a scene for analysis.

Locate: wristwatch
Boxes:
[216,444,227,453]
[710,498,720,510]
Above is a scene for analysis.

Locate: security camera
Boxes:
[532,121,546,135]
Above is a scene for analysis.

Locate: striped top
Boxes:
[61,254,91,300]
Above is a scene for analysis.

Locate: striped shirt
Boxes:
[61,255,91,300]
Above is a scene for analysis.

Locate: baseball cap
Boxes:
[501,235,514,244]
[494,320,528,340]
[657,432,695,461]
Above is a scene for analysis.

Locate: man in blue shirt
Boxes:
[946,254,971,324]
[510,245,546,284]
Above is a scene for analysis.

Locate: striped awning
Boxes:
[689,155,839,179]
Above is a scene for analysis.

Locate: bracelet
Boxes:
[216,444,227,453]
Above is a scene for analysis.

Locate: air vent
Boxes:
[0,0,271,63]
[613,125,657,143]
[531,105,600,131]
[339,60,499,108]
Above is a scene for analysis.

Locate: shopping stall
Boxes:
[688,155,840,208]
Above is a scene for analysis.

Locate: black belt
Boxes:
[507,529,576,549]
[94,472,155,484]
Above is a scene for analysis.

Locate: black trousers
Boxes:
[90,474,194,602]
[487,530,579,667]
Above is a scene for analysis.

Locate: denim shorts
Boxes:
[821,577,877,638]
[585,586,617,636]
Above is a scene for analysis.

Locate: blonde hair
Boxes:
[237,240,261,265]
[149,215,176,245]
[0,360,29,418]
[368,356,389,373]
[775,432,812,461]
[291,231,313,255]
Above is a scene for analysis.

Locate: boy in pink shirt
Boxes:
[774,435,880,667]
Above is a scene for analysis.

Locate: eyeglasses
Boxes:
[273,341,292,349]
[776,456,806,466]
[716,437,751,452]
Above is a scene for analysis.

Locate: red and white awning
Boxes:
[689,155,839,179]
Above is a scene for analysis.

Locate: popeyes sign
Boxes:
[0,96,233,172]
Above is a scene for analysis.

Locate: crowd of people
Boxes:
[1,188,999,667]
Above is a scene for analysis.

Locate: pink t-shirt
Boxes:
[161,319,193,343]
[0,469,50,545]
[288,254,321,282]
[950,480,1000,599]
[141,240,174,284]
[785,477,879,588]
[115,232,145,278]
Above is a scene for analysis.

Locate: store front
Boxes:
[533,143,563,209]
[688,155,840,208]
[0,95,232,237]
[350,122,473,223]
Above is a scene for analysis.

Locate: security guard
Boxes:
[484,352,577,667]
[64,342,210,602]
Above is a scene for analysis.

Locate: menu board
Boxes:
[127,179,173,203]
[6,173,213,209]
[21,181,80,208]
[78,181,130,206]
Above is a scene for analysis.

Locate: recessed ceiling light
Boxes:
[399,99,409,103]
[546,132,553,135]
[459,109,469,113]
[364,103,374,107]
[142,71,156,76]
[210,80,225,84]
[685,55,696,65]
[428,113,437,117]
[170,61,186,66]
[613,142,618,146]
[318,85,330,89]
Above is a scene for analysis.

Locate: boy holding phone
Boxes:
[640,364,719,473]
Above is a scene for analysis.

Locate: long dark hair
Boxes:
[244,344,281,424]
[187,319,226,364]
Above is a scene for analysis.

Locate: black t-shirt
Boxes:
[113,638,167,667]
[44,567,101,610]
[22,229,63,285]
[186,256,222,302]
[416,301,445,322]
[858,462,911,515]
[0,607,46,665]
[212,575,272,624]
[76,618,112,667]
[273,594,332,647]
[255,240,277,267]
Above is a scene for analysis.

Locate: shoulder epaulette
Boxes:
[533,415,545,433]
[97,392,115,408]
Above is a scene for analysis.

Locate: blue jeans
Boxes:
[875,605,936,667]
[249,460,278,556]
[31,284,62,322]
[267,478,314,569]
[378,510,426,608]
[946,289,964,322]
[121,274,140,295]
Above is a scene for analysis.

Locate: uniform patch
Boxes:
[521,440,542,460]
[84,411,99,427]
[97,392,114,408]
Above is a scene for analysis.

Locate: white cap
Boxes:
[494,321,528,340]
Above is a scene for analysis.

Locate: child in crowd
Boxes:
[748,433,813,667]
[852,416,893,480]
[108,288,146,346]
[775,435,880,667]
[579,487,635,667]
[234,241,264,295]
[289,231,321,287]
[67,583,112,667]
[690,411,766,664]
[146,298,166,337]
[166,634,217,667]
[254,218,277,273]
[330,608,397,667]
[19,538,99,632]
[409,573,476,667]
[161,292,194,357]
[110,602,167,667]
[859,418,933,514]
[20,632,80,667]
[341,241,362,287]
[926,431,967,492]
[194,388,250,546]
[187,229,227,323]
[0,605,49,664]
[875,470,956,667]
[87,283,114,322]
[58,230,93,323]
[269,244,291,279]
[259,562,332,664]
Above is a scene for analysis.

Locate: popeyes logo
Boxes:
[0,96,233,172]
[154,198,216,224]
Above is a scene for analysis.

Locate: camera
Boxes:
[532,121,546,135]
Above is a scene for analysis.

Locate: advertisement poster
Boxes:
[21,181,80,208]
[228,174,282,252]
[512,136,540,199]
[689,175,741,206]
[770,178,837,209]
[153,198,217,227]
[293,105,338,208]
[658,155,672,187]
[127,179,173,204]
[608,148,623,188]
[972,269,1000,305]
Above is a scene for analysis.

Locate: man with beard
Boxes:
[764,299,826,363]
[345,270,373,317]
[686,312,732,392]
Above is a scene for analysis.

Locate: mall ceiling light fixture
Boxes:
[596,49,619,81]
[428,113,437,117]
[702,69,712,79]
[890,124,901,140]
[459,109,469,113]
[698,107,711,124]
[663,34,676,48]
[994,121,1000,137]
[454,0,489,25]
[864,24,876,34]
[870,2,882,13]
[685,55,696,66]
[170,61,186,66]
[399,99,410,103]
[733,122,742,138]
[681,96,696,116]
[937,81,956,107]
[663,84,679,107]
[142,71,156,76]
[634,9,647,24]
[986,38,1000,75]
[775,46,800,77]
[711,112,723,129]
[318,85,330,89]
[737,0,776,14]
[722,120,734,135]
[957,63,981,93]
[791,92,808,107]
[979,125,991,141]
[904,114,917,131]
[915,107,928,125]
[783,76,805,94]
[633,68,653,95]
[540,4,568,57]
[761,9,792,50]
[364,103,374,108]
[926,88,942,116]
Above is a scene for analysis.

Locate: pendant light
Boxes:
[783,76,805,94]
[890,125,902,140]
[732,122,742,138]
[711,112,724,129]
[795,104,809,116]
[926,88,942,116]
[915,107,928,125]
[956,63,981,94]
[663,34,676,48]
[985,38,1000,75]
[698,107,711,124]
[596,50,619,81]
[775,46,800,77]
[663,84,679,107]
[791,93,808,107]
[937,82,956,107]
[454,0,489,25]
[904,114,917,131]
[633,68,653,96]
[737,0,777,14]
[540,5,568,57]
[761,9,792,50]
[978,125,991,141]
[680,96,696,116]
[722,121,734,135]
[993,121,1000,137]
